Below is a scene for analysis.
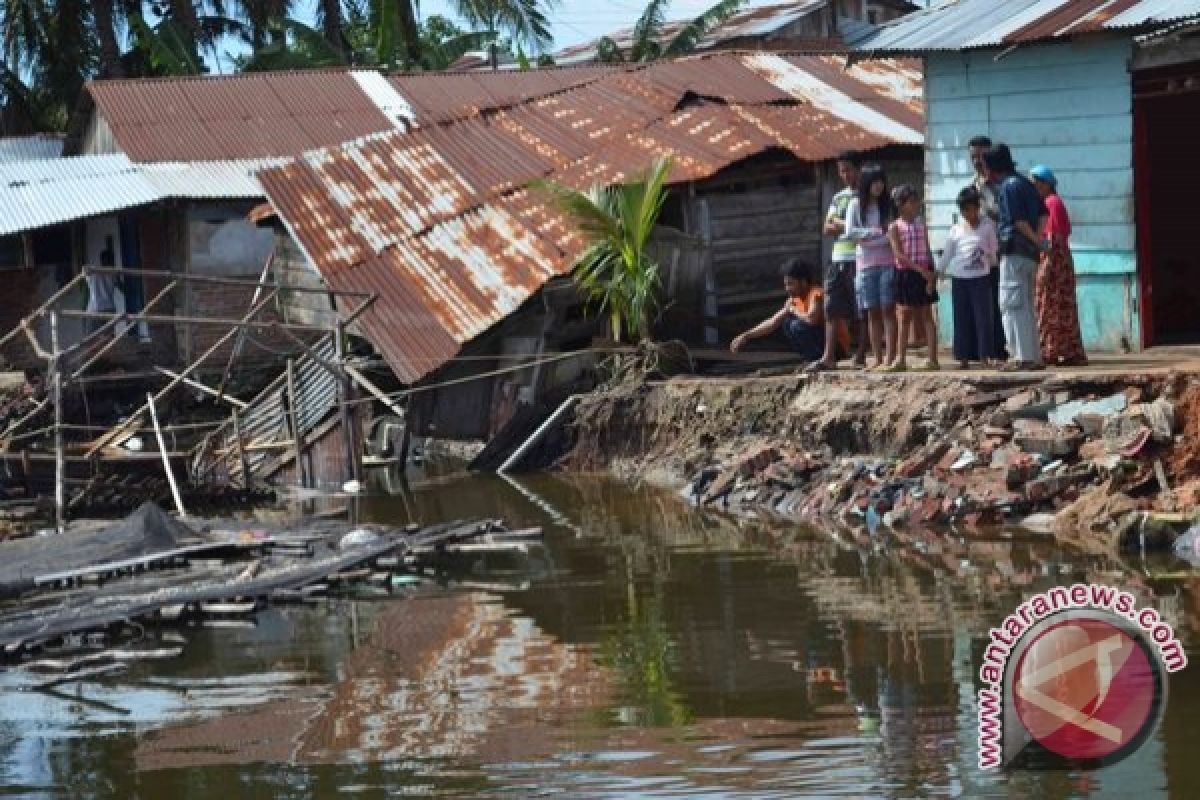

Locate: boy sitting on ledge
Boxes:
[730,259,827,364]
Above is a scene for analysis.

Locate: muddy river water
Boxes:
[2,472,1199,798]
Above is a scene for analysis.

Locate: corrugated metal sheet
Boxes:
[0,155,159,236]
[852,0,1200,52]
[0,134,65,163]
[86,66,622,163]
[258,51,925,385]
[388,65,619,123]
[0,154,280,236]
[86,70,396,162]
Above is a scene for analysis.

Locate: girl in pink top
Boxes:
[886,185,939,372]
[1029,165,1087,366]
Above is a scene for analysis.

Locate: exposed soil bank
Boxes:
[554,369,1200,558]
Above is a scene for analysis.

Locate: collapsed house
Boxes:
[0,67,634,513]
[256,51,925,443]
[851,0,1200,351]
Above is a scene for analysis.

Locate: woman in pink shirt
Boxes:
[1030,165,1087,366]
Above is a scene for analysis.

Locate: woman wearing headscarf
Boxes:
[1029,165,1088,366]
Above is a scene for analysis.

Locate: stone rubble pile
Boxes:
[682,379,1199,553]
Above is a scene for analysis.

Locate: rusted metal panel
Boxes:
[86,71,395,162]
[258,52,925,386]
[388,66,618,123]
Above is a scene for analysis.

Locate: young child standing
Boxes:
[887,184,939,372]
[939,186,999,369]
[845,164,898,370]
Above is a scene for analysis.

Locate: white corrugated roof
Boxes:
[852,0,1200,53]
[0,155,275,236]
[0,134,65,164]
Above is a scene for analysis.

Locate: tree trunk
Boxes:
[319,0,348,59]
[395,0,422,68]
[167,0,201,56]
[92,0,127,78]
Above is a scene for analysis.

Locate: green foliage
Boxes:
[235,19,345,71]
[664,0,745,57]
[0,0,563,132]
[611,0,748,63]
[535,156,673,344]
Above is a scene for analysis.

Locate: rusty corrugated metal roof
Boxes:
[86,70,396,162]
[258,51,925,385]
[85,65,623,163]
[851,0,1200,53]
[388,65,620,123]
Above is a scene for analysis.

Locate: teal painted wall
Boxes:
[923,38,1139,352]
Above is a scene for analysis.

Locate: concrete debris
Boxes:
[567,373,1194,559]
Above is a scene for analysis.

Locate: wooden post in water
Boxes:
[49,311,64,534]
[231,409,250,490]
[147,393,187,518]
[334,321,361,487]
[285,358,306,487]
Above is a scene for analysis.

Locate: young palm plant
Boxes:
[536,157,673,344]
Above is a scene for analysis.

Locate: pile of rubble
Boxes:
[680,376,1200,556]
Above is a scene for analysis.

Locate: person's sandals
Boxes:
[882,363,907,373]
[804,361,834,374]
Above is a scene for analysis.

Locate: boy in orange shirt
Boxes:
[730,259,830,363]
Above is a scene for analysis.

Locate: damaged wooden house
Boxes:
[0,67,624,516]
[255,51,925,455]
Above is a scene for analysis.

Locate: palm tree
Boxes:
[92,0,126,77]
[315,0,348,58]
[451,0,555,69]
[596,0,746,63]
[535,157,673,344]
[1,0,96,131]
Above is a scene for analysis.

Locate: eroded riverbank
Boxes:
[555,369,1200,558]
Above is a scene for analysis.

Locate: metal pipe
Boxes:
[497,394,579,474]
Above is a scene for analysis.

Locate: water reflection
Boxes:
[0,472,1195,798]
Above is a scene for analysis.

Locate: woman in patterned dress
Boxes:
[1029,165,1088,366]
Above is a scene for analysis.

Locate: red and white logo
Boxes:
[1012,616,1160,763]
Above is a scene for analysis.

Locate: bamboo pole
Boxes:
[154,367,248,409]
[344,365,406,419]
[231,409,250,490]
[0,397,49,444]
[285,358,306,488]
[60,309,327,335]
[215,252,275,403]
[147,393,187,518]
[49,312,64,534]
[84,289,280,458]
[0,273,84,352]
[82,266,372,298]
[68,279,179,380]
